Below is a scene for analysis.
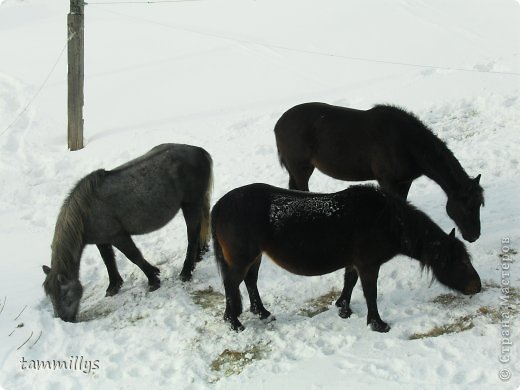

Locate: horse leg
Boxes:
[179,202,202,282]
[395,180,412,199]
[288,174,298,190]
[358,266,390,332]
[112,234,161,291]
[289,163,315,191]
[335,266,358,318]
[223,266,247,331]
[97,244,124,297]
[244,256,273,321]
[198,243,210,262]
[379,179,412,199]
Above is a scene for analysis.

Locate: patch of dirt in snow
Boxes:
[209,342,271,382]
[299,288,341,318]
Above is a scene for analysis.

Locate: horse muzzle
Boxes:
[461,231,479,243]
[463,279,482,295]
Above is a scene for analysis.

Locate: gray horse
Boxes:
[42,143,213,322]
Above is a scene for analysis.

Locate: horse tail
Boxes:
[276,134,289,171]
[211,202,226,278]
[277,150,287,171]
[199,151,213,248]
[272,116,285,171]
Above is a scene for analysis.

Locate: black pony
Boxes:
[211,183,481,332]
[274,103,484,242]
[43,144,213,322]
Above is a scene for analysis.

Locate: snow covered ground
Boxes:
[0,0,519,388]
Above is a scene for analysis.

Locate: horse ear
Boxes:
[42,265,51,275]
[474,174,481,184]
[449,228,456,238]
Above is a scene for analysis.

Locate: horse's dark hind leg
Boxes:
[244,257,273,321]
[379,179,412,199]
[288,174,299,190]
[395,180,412,199]
[288,163,315,191]
[358,266,390,332]
[113,234,160,291]
[97,244,123,297]
[179,203,202,282]
[223,267,247,331]
[335,267,358,319]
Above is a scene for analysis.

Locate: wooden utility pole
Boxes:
[68,0,84,151]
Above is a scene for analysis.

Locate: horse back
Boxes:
[275,103,419,181]
[265,186,402,275]
[213,184,401,276]
[85,144,212,240]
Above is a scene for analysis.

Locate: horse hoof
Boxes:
[179,271,192,282]
[105,279,123,297]
[231,323,245,332]
[225,316,245,331]
[369,320,391,333]
[105,286,121,297]
[258,310,273,321]
[338,307,353,319]
[148,280,161,292]
[252,306,273,320]
[262,314,276,323]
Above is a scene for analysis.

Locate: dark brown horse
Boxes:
[211,183,481,333]
[274,102,484,242]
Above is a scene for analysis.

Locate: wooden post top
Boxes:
[70,0,84,14]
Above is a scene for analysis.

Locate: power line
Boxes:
[2,3,517,143]
[0,41,68,138]
[88,6,520,77]
[86,0,202,4]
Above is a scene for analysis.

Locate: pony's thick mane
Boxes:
[49,170,104,278]
[379,187,445,274]
[374,105,470,192]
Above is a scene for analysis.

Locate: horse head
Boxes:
[430,228,481,295]
[42,265,83,322]
[446,174,484,242]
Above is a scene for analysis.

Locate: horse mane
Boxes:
[378,187,448,275]
[373,105,470,194]
[49,169,105,279]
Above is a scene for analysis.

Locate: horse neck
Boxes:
[412,131,470,196]
[396,204,445,264]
